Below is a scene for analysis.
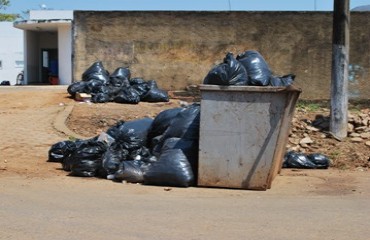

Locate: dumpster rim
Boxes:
[198,84,301,93]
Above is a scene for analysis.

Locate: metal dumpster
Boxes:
[198,85,301,190]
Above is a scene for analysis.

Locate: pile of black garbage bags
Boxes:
[203,50,295,87]
[48,104,200,187]
[67,61,169,104]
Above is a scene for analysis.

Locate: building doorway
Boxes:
[40,48,58,84]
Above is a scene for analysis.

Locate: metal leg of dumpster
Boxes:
[198,85,301,190]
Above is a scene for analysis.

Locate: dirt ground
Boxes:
[1,86,369,240]
[66,93,370,171]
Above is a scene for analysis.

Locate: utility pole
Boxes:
[330,0,350,140]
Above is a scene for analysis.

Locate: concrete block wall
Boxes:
[73,11,370,100]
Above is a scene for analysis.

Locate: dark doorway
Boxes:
[40,49,58,84]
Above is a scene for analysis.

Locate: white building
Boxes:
[0,22,23,85]
[14,10,73,85]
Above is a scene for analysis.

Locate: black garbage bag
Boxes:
[131,81,151,99]
[91,92,111,103]
[106,121,126,140]
[0,81,10,85]
[270,74,295,87]
[143,149,195,187]
[203,52,248,86]
[159,137,199,177]
[307,153,330,169]
[236,50,272,86]
[61,138,98,171]
[108,118,153,151]
[148,107,183,142]
[283,151,317,169]
[113,87,140,104]
[129,77,146,85]
[129,146,151,160]
[82,61,110,84]
[109,67,131,87]
[161,104,200,141]
[67,81,88,97]
[140,79,169,102]
[48,140,76,163]
[114,160,144,183]
[85,79,105,93]
[102,142,130,175]
[69,141,108,177]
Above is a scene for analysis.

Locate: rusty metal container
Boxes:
[198,85,301,190]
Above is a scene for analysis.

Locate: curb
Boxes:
[53,105,88,140]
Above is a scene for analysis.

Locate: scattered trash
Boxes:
[75,93,92,102]
[48,105,200,187]
[283,151,330,169]
[0,81,11,86]
[67,61,169,104]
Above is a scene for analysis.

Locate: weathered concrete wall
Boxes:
[73,11,370,99]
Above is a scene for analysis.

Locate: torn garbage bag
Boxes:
[143,149,195,187]
[203,52,248,86]
[236,50,272,86]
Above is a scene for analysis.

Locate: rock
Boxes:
[355,126,367,132]
[289,137,300,145]
[320,134,327,139]
[300,137,313,145]
[351,137,363,142]
[291,146,301,152]
[360,132,370,139]
[365,141,370,147]
[306,126,320,132]
[300,143,309,148]
[349,132,361,137]
[362,119,369,126]
[347,123,354,133]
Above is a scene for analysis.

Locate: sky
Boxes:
[2,0,370,14]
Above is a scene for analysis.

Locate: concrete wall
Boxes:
[73,11,370,100]
[0,22,23,85]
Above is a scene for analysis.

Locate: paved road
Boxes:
[0,86,369,240]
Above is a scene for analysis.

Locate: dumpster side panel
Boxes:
[198,90,287,190]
